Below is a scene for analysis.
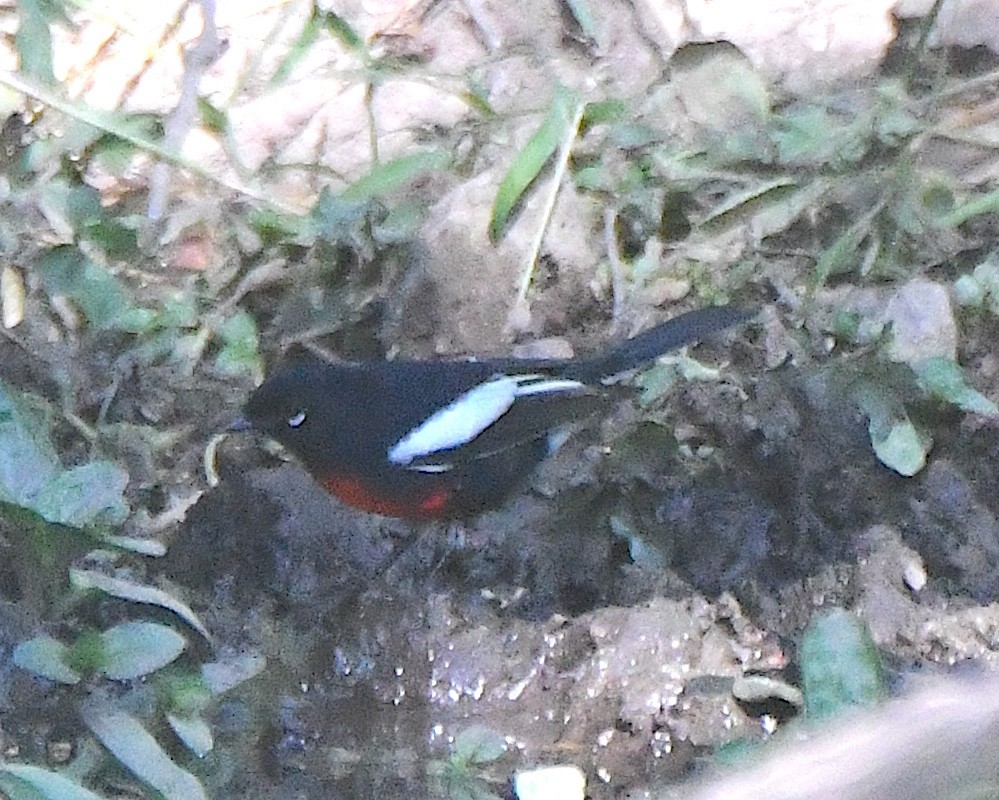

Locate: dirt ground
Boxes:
[3,1,999,799]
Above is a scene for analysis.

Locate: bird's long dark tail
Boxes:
[566,306,753,381]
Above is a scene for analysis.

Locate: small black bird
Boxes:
[239,306,750,519]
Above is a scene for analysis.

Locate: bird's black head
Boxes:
[240,364,328,453]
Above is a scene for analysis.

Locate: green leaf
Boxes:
[271,7,322,85]
[0,382,59,506]
[12,636,82,684]
[609,514,665,569]
[811,221,868,292]
[214,309,262,378]
[914,357,999,417]
[101,622,187,680]
[699,177,812,235]
[937,185,999,228]
[196,96,228,135]
[0,380,130,531]
[82,703,208,800]
[858,385,930,476]
[0,764,105,800]
[166,713,214,758]
[772,105,869,169]
[70,569,212,643]
[800,608,886,719]
[37,245,147,331]
[201,653,267,694]
[452,725,507,765]
[869,417,927,477]
[320,9,365,51]
[14,0,56,84]
[32,461,130,528]
[85,217,141,261]
[35,181,103,239]
[490,86,580,241]
[563,0,599,42]
[340,150,451,204]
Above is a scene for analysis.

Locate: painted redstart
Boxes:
[237,306,750,520]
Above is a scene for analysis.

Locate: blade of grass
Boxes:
[490,85,581,242]
[0,70,305,215]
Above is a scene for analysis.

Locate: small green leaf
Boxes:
[869,418,927,477]
[811,222,868,291]
[773,105,868,169]
[563,0,599,42]
[0,764,105,800]
[272,8,322,85]
[14,0,56,83]
[201,653,267,694]
[98,533,168,556]
[12,636,82,684]
[166,713,214,758]
[82,703,208,800]
[699,177,808,235]
[453,725,507,765]
[214,309,263,378]
[0,381,59,506]
[101,622,187,680]
[800,608,886,719]
[197,96,228,135]
[937,186,999,228]
[914,357,999,416]
[490,86,580,241]
[0,380,130,532]
[85,217,141,261]
[32,461,130,528]
[320,9,365,51]
[38,245,148,330]
[858,386,930,476]
[340,150,451,204]
[609,514,665,569]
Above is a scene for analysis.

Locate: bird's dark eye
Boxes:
[287,410,307,428]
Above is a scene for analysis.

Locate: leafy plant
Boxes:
[800,608,886,719]
[427,726,508,800]
[14,621,186,684]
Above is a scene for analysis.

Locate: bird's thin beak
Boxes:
[229,416,252,433]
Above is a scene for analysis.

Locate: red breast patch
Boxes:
[324,474,452,520]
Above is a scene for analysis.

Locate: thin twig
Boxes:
[602,206,626,335]
[148,0,221,220]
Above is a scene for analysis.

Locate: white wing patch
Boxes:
[387,374,585,468]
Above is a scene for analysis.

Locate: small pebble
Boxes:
[515,764,586,800]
